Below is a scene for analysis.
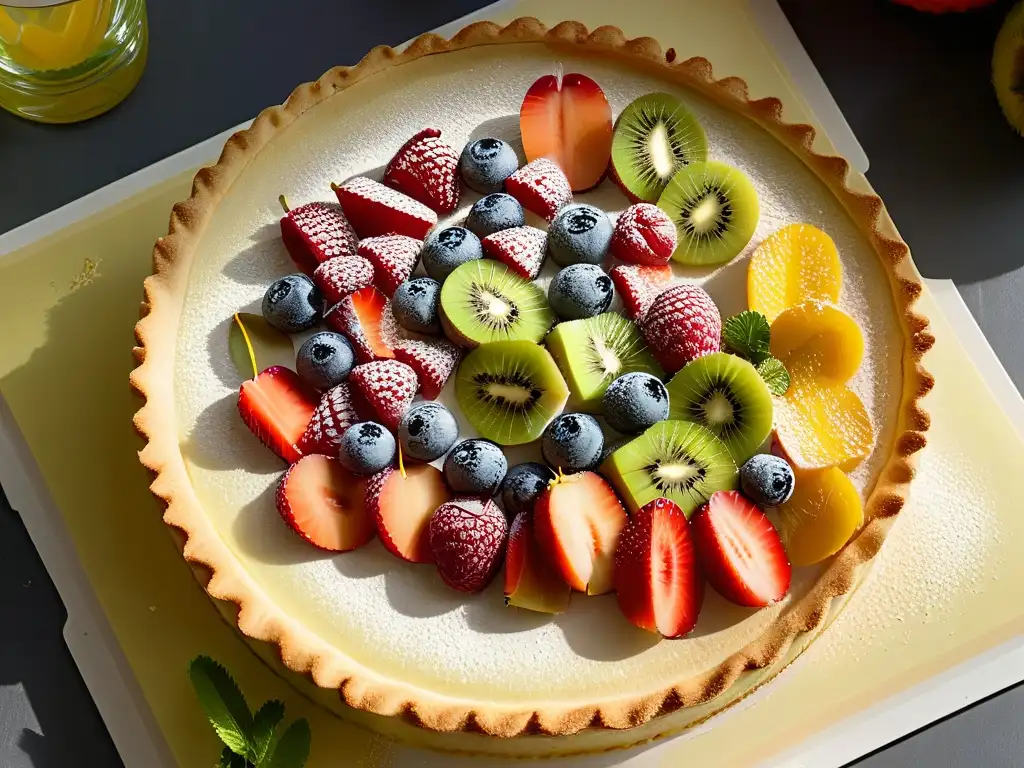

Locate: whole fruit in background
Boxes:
[420,226,483,281]
[296,331,355,391]
[610,203,677,266]
[443,438,508,496]
[262,274,321,333]
[993,0,1024,135]
[892,0,995,12]
[548,264,614,320]
[641,283,722,374]
[500,463,556,518]
[398,402,459,463]
[465,193,526,239]
[276,454,374,552]
[383,127,461,214]
[740,453,796,507]
[547,204,613,267]
[337,421,396,475]
[602,372,670,435]
[392,277,442,335]
[459,137,520,193]
[429,498,509,592]
[541,413,605,473]
[368,464,451,563]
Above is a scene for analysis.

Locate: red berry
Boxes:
[429,498,508,592]
[357,235,421,298]
[383,128,461,214]
[348,359,418,430]
[237,366,319,464]
[313,254,374,307]
[504,158,573,221]
[280,201,359,275]
[641,283,721,373]
[609,264,673,322]
[276,454,374,552]
[324,286,395,364]
[610,204,677,266]
[481,226,548,279]
[297,382,362,456]
[335,176,437,240]
[392,338,461,400]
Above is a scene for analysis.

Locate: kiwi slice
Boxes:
[665,352,773,464]
[455,340,569,445]
[611,93,708,203]
[600,420,737,516]
[545,312,663,412]
[440,260,555,347]
[657,160,759,266]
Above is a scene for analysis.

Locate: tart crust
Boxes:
[130,18,933,739]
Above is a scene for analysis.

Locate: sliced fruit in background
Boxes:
[535,471,628,595]
[429,498,509,592]
[455,340,569,445]
[349,360,418,431]
[658,160,759,266]
[481,225,548,279]
[691,490,791,607]
[368,464,452,563]
[297,382,362,456]
[504,158,573,220]
[439,259,555,347]
[770,302,864,386]
[778,467,863,566]
[334,176,437,240]
[611,93,708,203]
[519,73,613,192]
[325,285,395,364]
[357,235,421,298]
[383,128,461,214]
[313,254,375,307]
[504,509,572,614]
[276,454,374,552]
[609,203,678,266]
[393,338,461,400]
[608,264,673,323]
[546,312,662,412]
[994,0,1024,135]
[641,283,722,374]
[238,366,319,464]
[601,420,737,516]
[615,498,704,637]
[774,382,874,470]
[747,223,842,322]
[666,351,774,465]
[279,199,359,275]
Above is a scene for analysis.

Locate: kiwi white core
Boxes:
[648,123,674,177]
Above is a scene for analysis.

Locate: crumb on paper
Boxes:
[69,258,101,292]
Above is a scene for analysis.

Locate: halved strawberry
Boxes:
[238,366,319,464]
[691,491,792,608]
[504,158,573,221]
[334,176,437,240]
[383,128,461,214]
[615,498,704,637]
[481,226,547,279]
[534,471,628,595]
[519,73,613,192]
[348,359,418,430]
[610,204,677,266]
[357,235,420,298]
[392,338,461,400]
[280,200,359,275]
[276,454,374,552]
[324,286,395,364]
[429,498,508,592]
[504,510,571,614]
[297,382,362,456]
[367,464,451,563]
[313,254,374,307]
[608,264,673,322]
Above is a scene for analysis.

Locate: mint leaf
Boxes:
[251,700,285,765]
[189,656,254,758]
[263,719,311,768]
[218,746,249,768]
[722,311,771,364]
[229,313,294,381]
[756,357,791,396]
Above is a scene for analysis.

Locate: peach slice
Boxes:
[770,301,865,385]
[778,467,863,566]
[774,382,874,470]
[748,223,842,322]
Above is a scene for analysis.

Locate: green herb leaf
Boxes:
[722,311,772,364]
[263,718,311,768]
[756,357,791,396]
[218,746,249,768]
[251,700,286,765]
[228,313,294,381]
[189,656,254,758]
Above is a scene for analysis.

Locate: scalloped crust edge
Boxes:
[129,18,933,740]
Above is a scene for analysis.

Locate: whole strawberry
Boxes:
[610,204,677,266]
[348,359,418,430]
[384,128,461,214]
[429,498,508,592]
[641,284,721,373]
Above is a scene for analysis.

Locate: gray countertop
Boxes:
[2,1,1023,766]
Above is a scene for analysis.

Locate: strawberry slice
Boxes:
[610,204,677,266]
[609,264,673,322]
[367,464,451,563]
[297,382,362,456]
[615,498,704,637]
[348,359,418,430]
[504,509,571,614]
[504,158,573,221]
[324,286,395,363]
[383,128,461,214]
[519,73,613,192]
[357,235,421,298]
[334,176,437,240]
[276,454,374,552]
[429,498,508,592]
[481,226,548,279]
[534,471,628,595]
[313,254,375,307]
[691,491,792,608]
[237,366,319,464]
[392,338,461,400]
[280,200,359,275]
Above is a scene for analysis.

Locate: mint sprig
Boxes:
[756,357,791,396]
[190,656,310,768]
[722,310,772,364]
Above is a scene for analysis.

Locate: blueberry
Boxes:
[500,462,554,518]
[459,138,519,194]
[296,332,354,390]
[443,438,508,496]
[602,372,669,435]
[421,227,483,281]
[548,264,614,320]
[262,274,321,333]
[392,277,441,334]
[338,421,396,475]
[542,413,604,473]
[398,402,459,462]
[740,454,795,507]
[465,193,525,238]
[547,204,613,267]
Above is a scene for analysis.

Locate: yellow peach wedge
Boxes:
[770,301,864,386]
[774,381,874,471]
[778,467,863,566]
[748,223,842,322]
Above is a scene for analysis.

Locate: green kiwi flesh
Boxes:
[657,160,759,266]
[455,340,569,445]
[665,352,773,464]
[611,92,708,203]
